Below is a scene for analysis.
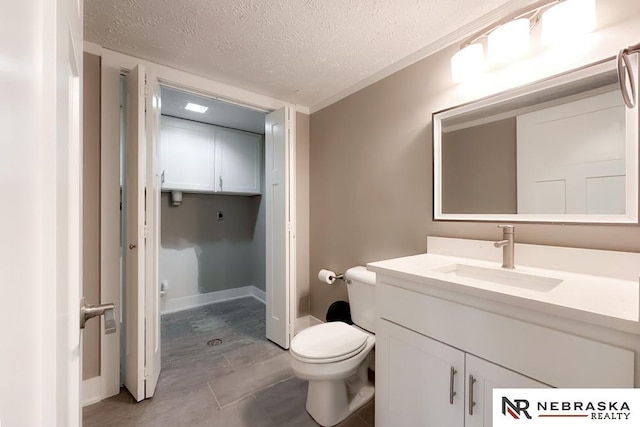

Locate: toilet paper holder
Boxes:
[319,269,351,285]
[332,273,350,284]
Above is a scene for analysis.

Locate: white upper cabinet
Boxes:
[215,127,262,194]
[160,116,262,195]
[161,116,215,192]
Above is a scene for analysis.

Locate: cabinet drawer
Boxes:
[377,280,634,387]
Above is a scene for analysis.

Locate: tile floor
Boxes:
[83,297,374,426]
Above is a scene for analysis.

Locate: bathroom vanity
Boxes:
[369,237,640,427]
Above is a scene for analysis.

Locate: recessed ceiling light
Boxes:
[185,103,208,113]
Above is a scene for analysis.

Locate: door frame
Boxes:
[95,45,305,399]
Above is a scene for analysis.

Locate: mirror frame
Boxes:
[433,56,639,224]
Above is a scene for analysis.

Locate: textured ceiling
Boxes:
[85,0,517,109]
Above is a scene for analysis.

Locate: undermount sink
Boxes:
[434,264,563,292]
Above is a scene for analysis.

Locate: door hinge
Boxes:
[144,85,149,96]
[144,225,149,238]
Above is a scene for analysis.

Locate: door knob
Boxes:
[80,297,116,334]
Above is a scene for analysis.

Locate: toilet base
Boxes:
[305,353,375,427]
[306,379,374,427]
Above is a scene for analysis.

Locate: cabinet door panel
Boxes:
[376,319,465,427]
[465,354,548,427]
[216,127,262,194]
[160,116,214,191]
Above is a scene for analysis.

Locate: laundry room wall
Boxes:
[160,192,264,311]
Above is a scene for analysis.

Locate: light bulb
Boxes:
[542,0,596,45]
[451,43,484,83]
[488,18,530,64]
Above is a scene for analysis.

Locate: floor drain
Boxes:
[207,338,223,346]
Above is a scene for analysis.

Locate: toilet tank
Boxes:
[344,266,376,333]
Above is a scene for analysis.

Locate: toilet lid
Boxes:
[290,322,368,362]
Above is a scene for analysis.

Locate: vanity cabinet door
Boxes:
[214,127,262,195]
[465,354,548,427]
[160,116,215,192]
[376,319,465,427]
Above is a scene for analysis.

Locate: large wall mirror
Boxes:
[433,56,639,224]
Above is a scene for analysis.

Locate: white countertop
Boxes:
[368,252,640,334]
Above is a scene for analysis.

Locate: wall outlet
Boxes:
[217,210,224,220]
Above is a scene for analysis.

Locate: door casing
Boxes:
[97,48,302,400]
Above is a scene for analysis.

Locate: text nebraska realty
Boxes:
[504,398,632,420]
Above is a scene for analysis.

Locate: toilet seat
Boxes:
[290,322,369,364]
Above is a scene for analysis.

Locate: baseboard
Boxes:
[294,314,323,334]
[250,286,266,303]
[82,376,102,407]
[161,285,266,314]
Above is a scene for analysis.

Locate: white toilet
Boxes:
[290,266,376,427]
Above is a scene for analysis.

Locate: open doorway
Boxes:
[116,72,296,402]
[157,86,268,315]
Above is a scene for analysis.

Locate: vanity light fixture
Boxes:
[185,102,208,113]
[541,0,596,45]
[450,0,597,83]
[450,43,484,83]
[488,18,530,63]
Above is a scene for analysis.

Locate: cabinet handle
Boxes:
[449,367,457,405]
[161,170,165,184]
[219,176,223,190]
[468,374,477,416]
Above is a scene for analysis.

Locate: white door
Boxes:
[0,0,82,425]
[145,70,162,397]
[124,65,147,401]
[124,65,162,401]
[376,319,465,427]
[465,354,548,427]
[265,107,296,349]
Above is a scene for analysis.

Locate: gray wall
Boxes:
[250,154,266,295]
[442,118,516,214]
[309,4,640,320]
[296,112,311,318]
[161,192,264,297]
[83,52,101,380]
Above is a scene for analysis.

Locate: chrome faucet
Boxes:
[494,225,515,269]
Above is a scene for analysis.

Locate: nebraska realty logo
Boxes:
[493,389,640,426]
